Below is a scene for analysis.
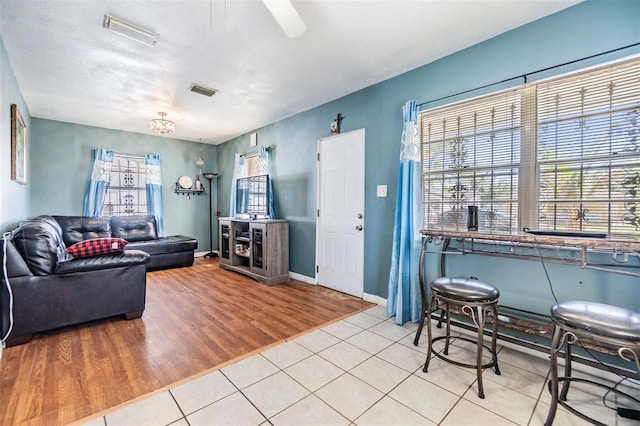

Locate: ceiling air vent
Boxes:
[189,84,218,97]
[103,14,158,46]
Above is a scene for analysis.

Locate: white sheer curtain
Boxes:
[145,154,165,237]
[259,146,276,219]
[229,153,245,217]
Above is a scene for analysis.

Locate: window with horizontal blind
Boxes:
[103,153,148,216]
[421,89,521,232]
[420,56,640,238]
[537,59,640,236]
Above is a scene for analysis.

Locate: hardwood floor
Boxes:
[0,258,373,425]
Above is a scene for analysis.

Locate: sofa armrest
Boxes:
[11,215,68,275]
[0,240,33,278]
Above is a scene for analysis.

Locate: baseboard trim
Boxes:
[274,272,389,308]
[195,250,219,258]
[363,293,386,307]
[288,271,315,284]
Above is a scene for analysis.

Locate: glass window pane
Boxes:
[536,58,640,237]
[421,89,520,233]
[103,154,148,216]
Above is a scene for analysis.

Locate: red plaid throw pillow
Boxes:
[65,238,127,258]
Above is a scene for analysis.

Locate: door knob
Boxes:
[357,213,363,219]
[356,225,363,231]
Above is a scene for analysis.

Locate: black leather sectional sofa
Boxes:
[0,215,197,346]
[54,215,198,271]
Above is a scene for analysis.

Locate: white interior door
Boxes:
[316,128,365,297]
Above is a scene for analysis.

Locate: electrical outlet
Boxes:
[376,185,387,197]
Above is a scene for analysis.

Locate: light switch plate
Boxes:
[250,132,257,147]
[377,185,387,197]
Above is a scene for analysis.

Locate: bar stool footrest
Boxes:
[548,376,640,426]
[431,335,500,372]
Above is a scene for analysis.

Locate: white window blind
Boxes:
[421,89,521,232]
[420,56,640,238]
[536,59,640,236]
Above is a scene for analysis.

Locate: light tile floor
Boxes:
[82,305,639,425]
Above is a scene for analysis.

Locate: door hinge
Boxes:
[316,265,319,273]
[317,153,320,161]
[317,209,319,217]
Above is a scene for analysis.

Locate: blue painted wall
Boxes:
[0,37,31,232]
[28,119,218,252]
[216,0,640,312]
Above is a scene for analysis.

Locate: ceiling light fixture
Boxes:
[189,84,218,97]
[103,14,158,46]
[150,112,175,135]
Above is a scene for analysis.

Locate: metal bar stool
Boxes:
[422,276,501,398]
[545,301,640,425]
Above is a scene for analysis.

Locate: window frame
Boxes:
[103,153,148,216]
[420,55,640,240]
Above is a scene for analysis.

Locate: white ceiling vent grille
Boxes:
[189,84,218,97]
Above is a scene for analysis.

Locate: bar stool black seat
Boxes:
[422,276,501,398]
[545,300,640,425]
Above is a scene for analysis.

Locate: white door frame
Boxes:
[315,128,365,297]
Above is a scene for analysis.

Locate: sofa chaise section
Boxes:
[109,215,198,270]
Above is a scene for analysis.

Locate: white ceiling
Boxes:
[0,0,581,145]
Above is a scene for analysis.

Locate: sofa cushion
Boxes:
[111,216,158,242]
[11,215,69,275]
[53,216,111,246]
[65,237,128,258]
[126,235,198,255]
[55,249,150,274]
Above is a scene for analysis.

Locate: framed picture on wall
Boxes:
[11,103,27,184]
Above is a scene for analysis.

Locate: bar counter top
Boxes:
[420,229,640,251]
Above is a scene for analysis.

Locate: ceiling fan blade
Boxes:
[262,0,307,38]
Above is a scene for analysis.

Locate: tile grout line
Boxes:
[166,390,188,426]
[98,307,623,426]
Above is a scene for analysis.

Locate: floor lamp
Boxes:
[203,172,219,258]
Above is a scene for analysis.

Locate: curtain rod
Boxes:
[93,148,146,159]
[417,42,640,108]
[240,145,273,158]
[112,151,145,159]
